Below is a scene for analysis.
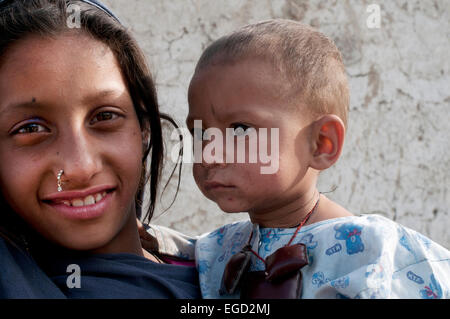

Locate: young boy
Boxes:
[185,19,450,298]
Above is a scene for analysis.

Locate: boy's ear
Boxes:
[309,114,345,170]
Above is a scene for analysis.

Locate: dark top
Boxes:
[0,237,201,299]
[0,237,65,298]
[41,252,201,299]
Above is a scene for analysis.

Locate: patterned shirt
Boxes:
[195,214,450,299]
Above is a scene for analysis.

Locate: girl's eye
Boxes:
[15,123,49,135]
[91,111,119,124]
[231,123,255,137]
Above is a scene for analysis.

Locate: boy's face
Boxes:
[187,59,316,216]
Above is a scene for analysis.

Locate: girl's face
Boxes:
[0,33,144,252]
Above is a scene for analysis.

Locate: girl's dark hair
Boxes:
[0,0,181,248]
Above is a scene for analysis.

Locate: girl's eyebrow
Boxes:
[1,89,126,115]
[81,89,124,105]
[1,99,47,116]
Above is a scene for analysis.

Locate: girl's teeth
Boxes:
[58,192,107,207]
[95,193,103,202]
[84,195,95,205]
[72,199,84,207]
[62,200,71,206]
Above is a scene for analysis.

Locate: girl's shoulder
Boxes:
[0,236,66,298]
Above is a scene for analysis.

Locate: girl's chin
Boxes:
[46,232,113,252]
[54,240,105,252]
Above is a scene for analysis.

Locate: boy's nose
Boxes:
[200,136,228,169]
[201,148,227,168]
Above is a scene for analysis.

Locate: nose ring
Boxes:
[57,169,64,192]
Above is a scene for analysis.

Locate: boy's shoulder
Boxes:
[196,214,450,298]
[301,214,450,298]
[195,214,436,253]
[150,215,449,262]
[198,219,253,241]
[196,219,254,261]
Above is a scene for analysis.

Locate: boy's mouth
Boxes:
[204,181,235,191]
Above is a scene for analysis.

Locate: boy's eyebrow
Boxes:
[217,106,276,123]
[186,108,273,126]
[186,103,216,126]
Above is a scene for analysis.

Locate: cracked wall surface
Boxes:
[103,0,450,248]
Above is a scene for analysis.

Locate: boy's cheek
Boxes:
[192,164,205,188]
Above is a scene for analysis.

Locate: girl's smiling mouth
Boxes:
[54,191,108,207]
[42,185,116,220]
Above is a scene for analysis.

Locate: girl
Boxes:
[0,0,199,298]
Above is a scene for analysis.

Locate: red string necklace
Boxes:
[248,195,320,264]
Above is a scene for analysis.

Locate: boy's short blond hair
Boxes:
[195,19,349,128]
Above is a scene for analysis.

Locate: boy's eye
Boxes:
[231,123,255,137]
[90,111,119,124]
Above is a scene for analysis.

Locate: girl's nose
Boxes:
[58,131,102,188]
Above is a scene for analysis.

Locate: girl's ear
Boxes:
[141,122,150,156]
[142,127,149,142]
[309,114,345,170]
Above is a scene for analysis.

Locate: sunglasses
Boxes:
[0,0,120,24]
